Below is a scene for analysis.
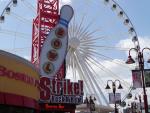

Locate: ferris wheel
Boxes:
[0,0,141,106]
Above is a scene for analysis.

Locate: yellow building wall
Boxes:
[0,51,40,100]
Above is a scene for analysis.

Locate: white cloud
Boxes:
[117,36,150,58]
[60,0,72,7]
[100,59,133,82]
[23,55,30,61]
[117,36,150,51]
[117,38,134,49]
[138,36,150,48]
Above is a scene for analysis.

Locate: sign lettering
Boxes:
[40,77,83,104]
[0,65,39,87]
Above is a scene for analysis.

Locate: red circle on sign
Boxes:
[47,50,58,61]
[55,27,65,38]
[43,62,54,74]
[51,38,62,49]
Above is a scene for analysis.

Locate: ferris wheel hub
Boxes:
[69,37,80,50]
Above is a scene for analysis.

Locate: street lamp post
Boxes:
[126,47,150,113]
[105,79,123,113]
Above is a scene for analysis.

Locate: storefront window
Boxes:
[0,104,35,113]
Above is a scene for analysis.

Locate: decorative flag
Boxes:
[144,69,150,87]
[132,69,150,88]
[132,70,142,88]
[109,93,121,104]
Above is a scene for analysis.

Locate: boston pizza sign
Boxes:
[39,5,83,104]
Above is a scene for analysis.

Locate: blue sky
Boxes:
[116,0,150,37]
[0,0,150,57]
[0,1,149,37]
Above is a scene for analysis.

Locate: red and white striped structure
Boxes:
[31,0,59,67]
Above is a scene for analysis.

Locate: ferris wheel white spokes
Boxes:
[0,0,141,106]
[66,0,141,105]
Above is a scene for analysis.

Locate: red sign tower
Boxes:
[31,0,59,67]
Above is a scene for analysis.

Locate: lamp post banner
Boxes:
[144,69,150,87]
[132,69,150,88]
[132,70,142,88]
[109,93,121,104]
